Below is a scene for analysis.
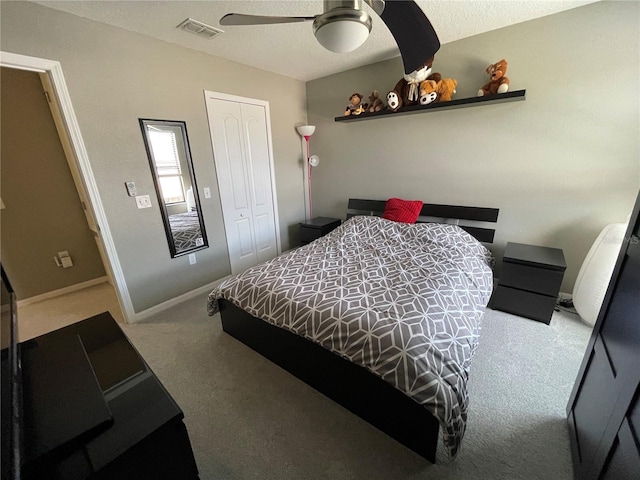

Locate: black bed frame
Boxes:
[347,198,499,243]
[220,199,499,462]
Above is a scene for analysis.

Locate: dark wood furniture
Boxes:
[347,198,499,243]
[218,199,499,463]
[219,299,440,461]
[334,90,526,122]
[8,312,200,480]
[490,242,567,324]
[299,217,341,246]
[567,190,640,480]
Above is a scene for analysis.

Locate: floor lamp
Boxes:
[296,125,318,221]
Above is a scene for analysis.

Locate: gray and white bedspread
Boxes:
[169,211,204,251]
[207,216,493,457]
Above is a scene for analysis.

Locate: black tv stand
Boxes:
[18,312,199,480]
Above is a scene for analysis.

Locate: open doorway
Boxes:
[0,54,132,336]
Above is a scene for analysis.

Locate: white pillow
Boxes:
[573,223,627,326]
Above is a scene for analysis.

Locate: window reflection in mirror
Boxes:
[139,119,208,258]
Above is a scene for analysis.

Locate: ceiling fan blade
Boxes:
[379,0,440,75]
[220,13,316,26]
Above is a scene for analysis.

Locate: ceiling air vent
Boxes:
[176,18,224,40]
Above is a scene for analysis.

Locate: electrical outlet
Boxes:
[203,187,211,199]
[135,195,152,209]
[188,253,196,265]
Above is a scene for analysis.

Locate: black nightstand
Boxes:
[490,242,567,324]
[299,217,341,246]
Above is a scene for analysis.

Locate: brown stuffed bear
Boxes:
[392,56,442,108]
[344,92,367,116]
[477,59,509,96]
[437,78,457,102]
[419,78,457,105]
[367,90,385,113]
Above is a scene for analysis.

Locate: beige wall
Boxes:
[307,1,640,292]
[1,67,106,299]
[1,2,308,312]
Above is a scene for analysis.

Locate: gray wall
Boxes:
[307,1,640,292]
[1,2,308,312]
[1,67,106,299]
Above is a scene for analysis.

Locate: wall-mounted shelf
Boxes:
[334,89,526,122]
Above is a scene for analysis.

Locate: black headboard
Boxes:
[347,198,499,243]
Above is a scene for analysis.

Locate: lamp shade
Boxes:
[308,155,320,167]
[314,19,370,53]
[296,125,316,137]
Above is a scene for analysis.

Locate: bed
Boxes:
[207,199,499,462]
[169,211,204,251]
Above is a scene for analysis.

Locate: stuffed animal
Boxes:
[436,78,457,102]
[392,56,442,108]
[419,78,458,105]
[367,90,385,113]
[344,92,367,116]
[386,90,403,112]
[477,59,509,96]
[418,80,438,105]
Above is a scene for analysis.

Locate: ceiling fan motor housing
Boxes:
[313,0,372,53]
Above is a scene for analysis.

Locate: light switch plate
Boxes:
[135,195,152,209]
[125,181,137,197]
[203,187,211,199]
[188,253,196,265]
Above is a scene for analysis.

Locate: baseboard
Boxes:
[17,276,109,307]
[130,275,231,323]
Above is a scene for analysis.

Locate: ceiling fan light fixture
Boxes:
[313,9,372,53]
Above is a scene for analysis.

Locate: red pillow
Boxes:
[382,198,424,223]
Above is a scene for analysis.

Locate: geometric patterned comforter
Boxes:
[169,211,204,251]
[207,215,494,458]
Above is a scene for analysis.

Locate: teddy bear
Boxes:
[436,78,457,102]
[344,92,367,116]
[477,59,509,96]
[418,80,438,105]
[419,78,458,105]
[388,56,442,110]
[367,90,385,113]
[386,90,403,112]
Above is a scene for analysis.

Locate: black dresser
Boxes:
[567,190,640,479]
[2,311,200,480]
[299,217,341,246]
[490,242,567,324]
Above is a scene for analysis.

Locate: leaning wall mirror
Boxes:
[139,119,208,258]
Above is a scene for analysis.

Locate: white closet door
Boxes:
[206,94,279,274]
[240,103,277,264]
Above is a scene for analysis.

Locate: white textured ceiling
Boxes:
[32,0,598,81]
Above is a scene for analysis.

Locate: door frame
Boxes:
[0,51,135,322]
[203,90,282,267]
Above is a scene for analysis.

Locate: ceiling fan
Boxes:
[220,0,440,75]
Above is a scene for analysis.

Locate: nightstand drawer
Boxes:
[299,217,341,246]
[300,227,323,245]
[491,285,557,324]
[500,261,565,296]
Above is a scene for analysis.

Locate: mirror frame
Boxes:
[139,118,209,258]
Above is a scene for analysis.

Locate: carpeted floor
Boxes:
[18,281,124,341]
[121,296,592,480]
